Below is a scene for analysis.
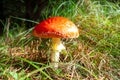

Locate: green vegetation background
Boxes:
[0,0,120,80]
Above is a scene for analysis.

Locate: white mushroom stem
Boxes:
[51,38,65,68]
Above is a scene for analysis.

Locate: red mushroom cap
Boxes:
[33,16,79,38]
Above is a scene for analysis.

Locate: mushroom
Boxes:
[32,16,79,68]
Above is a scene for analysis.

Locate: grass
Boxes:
[0,0,120,80]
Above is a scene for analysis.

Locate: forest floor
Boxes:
[0,0,120,80]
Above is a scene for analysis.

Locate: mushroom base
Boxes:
[51,38,65,68]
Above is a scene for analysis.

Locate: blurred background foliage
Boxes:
[0,0,120,34]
